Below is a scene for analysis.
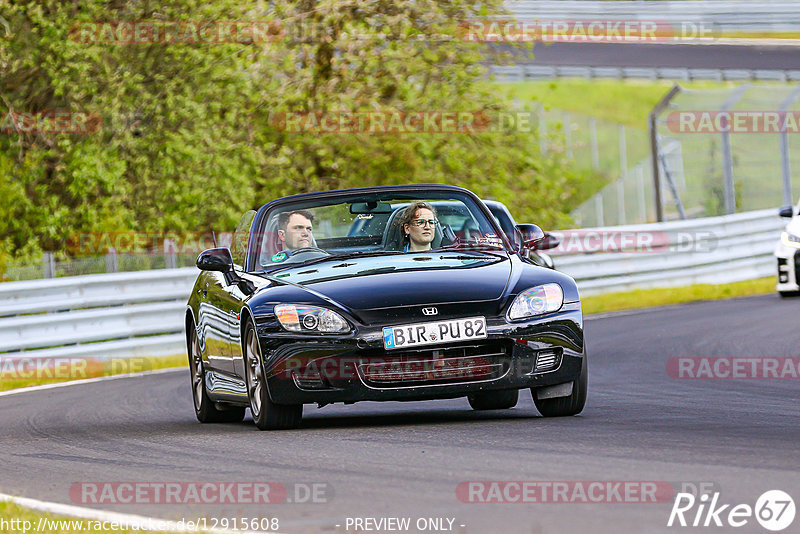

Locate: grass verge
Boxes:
[582,276,777,315]
[492,78,744,127]
[0,354,187,392]
[0,501,166,534]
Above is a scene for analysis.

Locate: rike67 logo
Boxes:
[668,490,795,531]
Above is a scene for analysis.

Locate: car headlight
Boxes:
[274,304,350,333]
[507,283,563,320]
[781,231,800,249]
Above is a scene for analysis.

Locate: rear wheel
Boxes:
[244,321,303,430]
[467,389,519,410]
[533,356,587,417]
[779,290,800,298]
[187,322,245,423]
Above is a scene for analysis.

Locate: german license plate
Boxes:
[383,317,487,350]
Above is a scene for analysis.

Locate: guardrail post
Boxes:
[590,117,599,170]
[105,248,118,273]
[42,252,56,279]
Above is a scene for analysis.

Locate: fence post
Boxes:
[779,85,800,206]
[590,117,599,170]
[564,112,573,160]
[637,167,647,222]
[617,179,626,225]
[538,104,547,156]
[42,252,56,279]
[105,248,118,273]
[165,239,177,269]
[720,85,749,215]
[594,194,604,227]
[649,85,681,222]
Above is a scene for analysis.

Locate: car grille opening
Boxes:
[534,349,562,372]
[291,369,328,390]
[358,342,509,387]
[778,257,790,284]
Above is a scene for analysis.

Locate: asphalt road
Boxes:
[500,42,800,70]
[1,294,799,534]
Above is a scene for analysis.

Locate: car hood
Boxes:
[253,253,512,320]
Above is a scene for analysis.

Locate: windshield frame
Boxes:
[244,185,512,273]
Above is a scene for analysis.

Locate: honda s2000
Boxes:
[185,184,587,430]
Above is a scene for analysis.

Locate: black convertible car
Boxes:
[186,185,586,430]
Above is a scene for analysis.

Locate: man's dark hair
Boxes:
[277,209,315,231]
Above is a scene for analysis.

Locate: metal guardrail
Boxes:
[0,209,785,359]
[490,65,800,83]
[505,1,800,32]
[554,208,784,295]
[0,268,197,360]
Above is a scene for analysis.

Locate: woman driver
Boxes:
[399,202,438,252]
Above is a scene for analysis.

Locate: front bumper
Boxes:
[256,303,584,405]
[775,242,800,292]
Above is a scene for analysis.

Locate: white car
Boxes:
[775,201,800,297]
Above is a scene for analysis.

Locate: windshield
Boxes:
[252,190,507,269]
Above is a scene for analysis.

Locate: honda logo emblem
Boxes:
[422,307,438,316]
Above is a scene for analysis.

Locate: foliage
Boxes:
[0,0,587,263]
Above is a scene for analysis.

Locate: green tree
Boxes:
[0,0,585,266]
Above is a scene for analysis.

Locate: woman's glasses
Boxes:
[410,219,438,227]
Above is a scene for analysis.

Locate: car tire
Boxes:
[533,355,588,417]
[779,290,800,298]
[243,321,303,430]
[187,321,245,423]
[467,389,519,410]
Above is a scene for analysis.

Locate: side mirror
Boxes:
[536,232,561,251]
[197,248,234,272]
[779,206,795,218]
[515,224,545,249]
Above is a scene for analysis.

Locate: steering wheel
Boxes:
[288,247,330,256]
[281,247,331,263]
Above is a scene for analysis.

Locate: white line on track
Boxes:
[0,367,186,398]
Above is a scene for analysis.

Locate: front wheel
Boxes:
[187,323,245,423]
[243,321,303,430]
[533,356,588,417]
[779,290,800,298]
